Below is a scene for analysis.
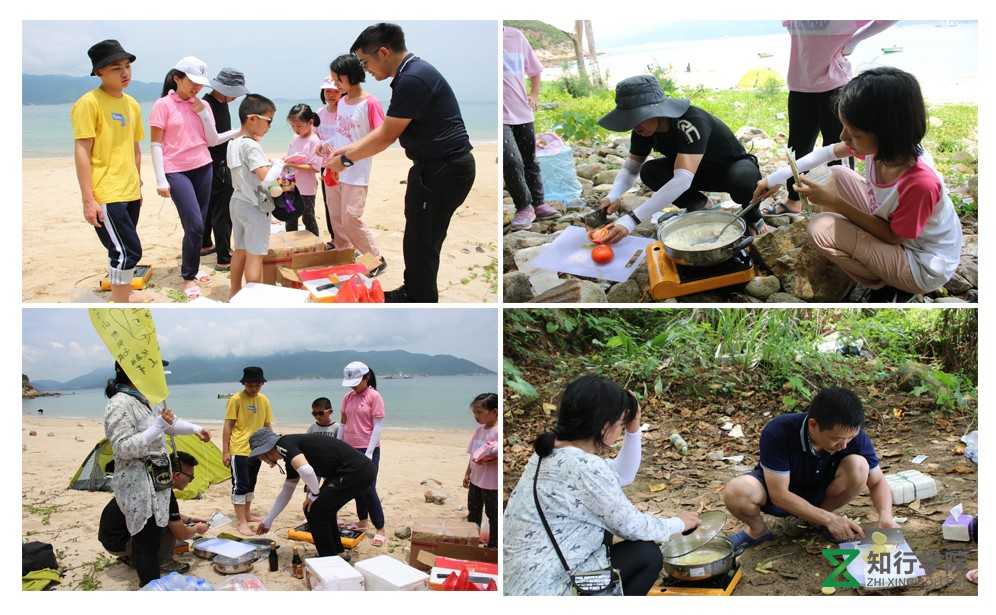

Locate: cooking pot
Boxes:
[659,510,735,581]
[657,210,754,267]
[212,552,258,575]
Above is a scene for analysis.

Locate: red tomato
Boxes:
[592,244,614,265]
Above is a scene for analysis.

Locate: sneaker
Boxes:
[534,203,560,220]
[384,286,410,303]
[160,559,190,574]
[369,257,388,277]
[509,207,536,230]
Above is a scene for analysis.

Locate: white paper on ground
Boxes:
[530,226,652,283]
[229,283,311,305]
[195,538,256,559]
[208,512,232,529]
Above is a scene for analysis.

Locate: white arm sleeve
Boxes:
[263,160,285,184]
[295,463,322,495]
[151,143,169,189]
[141,416,169,446]
[365,419,384,458]
[606,158,642,202]
[197,107,241,147]
[165,418,201,436]
[606,430,642,487]
[263,478,299,528]
[843,20,898,55]
[766,144,841,186]
[618,168,695,233]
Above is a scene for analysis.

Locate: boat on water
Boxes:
[757,52,773,59]
[881,45,904,54]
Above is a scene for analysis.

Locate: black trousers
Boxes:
[285,194,320,236]
[466,483,498,548]
[306,475,374,557]
[639,156,763,226]
[320,180,334,241]
[609,539,663,596]
[786,89,852,201]
[202,162,233,264]
[503,123,544,211]
[132,515,165,588]
[403,152,476,302]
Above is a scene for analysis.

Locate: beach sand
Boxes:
[21,144,498,304]
[21,417,478,591]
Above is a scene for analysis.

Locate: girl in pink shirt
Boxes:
[464,393,498,548]
[283,104,323,236]
[338,361,386,546]
[755,67,962,301]
[324,55,387,275]
[149,57,241,299]
[766,21,896,219]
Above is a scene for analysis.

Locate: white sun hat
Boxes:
[173,56,211,86]
[342,361,370,387]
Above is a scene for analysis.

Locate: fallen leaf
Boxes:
[649,483,667,493]
[542,403,556,416]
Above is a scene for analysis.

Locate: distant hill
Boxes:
[42,350,494,391]
[23,74,162,105]
[504,20,575,62]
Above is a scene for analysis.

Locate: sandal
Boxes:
[966,569,978,584]
[371,533,387,547]
[183,285,201,301]
[214,262,231,272]
[194,270,213,284]
[729,529,776,556]
[760,201,803,219]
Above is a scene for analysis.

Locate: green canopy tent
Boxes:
[68,434,230,500]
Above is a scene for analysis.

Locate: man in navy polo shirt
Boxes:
[324,23,476,303]
[723,387,897,554]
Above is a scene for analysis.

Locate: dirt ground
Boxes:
[504,375,978,596]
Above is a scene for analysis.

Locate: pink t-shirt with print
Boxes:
[148,91,213,173]
[340,386,386,449]
[783,20,872,93]
[467,424,498,490]
[287,131,322,196]
[503,26,544,125]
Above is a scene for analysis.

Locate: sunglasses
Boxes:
[312,409,330,417]
[248,114,273,125]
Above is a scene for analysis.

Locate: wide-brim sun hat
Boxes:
[173,56,211,86]
[210,67,248,97]
[598,74,691,132]
[249,427,280,458]
[342,361,370,387]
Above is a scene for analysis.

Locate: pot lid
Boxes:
[660,510,728,559]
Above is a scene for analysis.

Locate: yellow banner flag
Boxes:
[89,308,169,404]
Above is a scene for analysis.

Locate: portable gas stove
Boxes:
[646,242,756,300]
[648,561,743,596]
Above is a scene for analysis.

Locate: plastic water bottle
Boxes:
[670,432,689,455]
[479,516,491,546]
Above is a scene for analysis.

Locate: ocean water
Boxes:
[22,374,497,429]
[543,22,977,104]
[22,98,498,158]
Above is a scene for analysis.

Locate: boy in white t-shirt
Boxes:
[323,54,387,275]
[307,397,340,438]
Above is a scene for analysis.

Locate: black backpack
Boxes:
[22,541,58,575]
[270,186,306,223]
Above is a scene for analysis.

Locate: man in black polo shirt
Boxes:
[323,23,476,303]
[589,75,774,244]
[722,387,897,555]
[98,451,209,572]
[201,68,249,271]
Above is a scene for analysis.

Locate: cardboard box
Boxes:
[262,231,326,284]
[275,250,382,303]
[408,519,498,572]
[418,552,498,591]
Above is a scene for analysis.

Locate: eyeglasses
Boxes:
[248,114,273,125]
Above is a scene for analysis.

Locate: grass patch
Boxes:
[26,503,61,525]
[75,554,113,591]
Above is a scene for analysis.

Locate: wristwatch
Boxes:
[340,153,355,168]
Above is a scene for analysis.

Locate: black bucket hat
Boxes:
[598,75,691,132]
[240,366,266,384]
[88,39,137,76]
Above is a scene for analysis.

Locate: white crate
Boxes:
[304,556,365,591]
[354,555,429,591]
[885,471,937,504]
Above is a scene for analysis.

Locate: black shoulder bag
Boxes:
[532,456,623,596]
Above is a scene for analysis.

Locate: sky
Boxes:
[22,308,499,381]
[22,20,498,103]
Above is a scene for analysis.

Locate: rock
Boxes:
[735,126,766,142]
[604,154,626,166]
[503,272,534,303]
[753,219,853,301]
[28,431,37,436]
[961,289,978,303]
[505,230,556,252]
[956,258,978,287]
[729,292,764,303]
[619,194,647,211]
[934,296,967,303]
[592,184,613,194]
[951,150,975,164]
[744,275,780,299]
[575,162,604,180]
[424,490,447,505]
[578,177,594,194]
[943,273,972,296]
[766,292,806,303]
[593,170,618,186]
[606,280,643,302]
[47,432,55,437]
[632,221,657,239]
[530,279,607,303]
[394,526,412,539]
[962,234,977,258]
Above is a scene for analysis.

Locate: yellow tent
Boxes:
[737,68,783,90]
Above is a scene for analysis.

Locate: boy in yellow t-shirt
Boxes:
[71,40,145,303]
[223,366,273,535]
